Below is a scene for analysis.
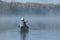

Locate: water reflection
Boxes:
[18,26,29,40]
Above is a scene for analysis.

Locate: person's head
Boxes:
[20,17,24,21]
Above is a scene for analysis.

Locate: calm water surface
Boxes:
[0,29,60,40]
[0,16,60,40]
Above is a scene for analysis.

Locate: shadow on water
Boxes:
[18,26,29,40]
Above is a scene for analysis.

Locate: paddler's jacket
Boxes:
[19,20,26,27]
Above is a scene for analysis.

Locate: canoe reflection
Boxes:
[18,26,29,40]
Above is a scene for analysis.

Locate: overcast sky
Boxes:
[1,0,60,4]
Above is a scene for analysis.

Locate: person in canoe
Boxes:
[18,17,28,40]
[17,17,29,40]
[17,17,29,32]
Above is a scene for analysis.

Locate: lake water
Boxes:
[0,29,60,40]
[0,16,60,40]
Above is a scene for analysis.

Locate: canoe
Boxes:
[17,25,29,33]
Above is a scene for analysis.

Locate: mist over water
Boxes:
[0,1,60,40]
[0,14,60,40]
[0,14,60,31]
[0,5,60,40]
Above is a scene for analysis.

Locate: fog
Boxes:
[0,15,60,31]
